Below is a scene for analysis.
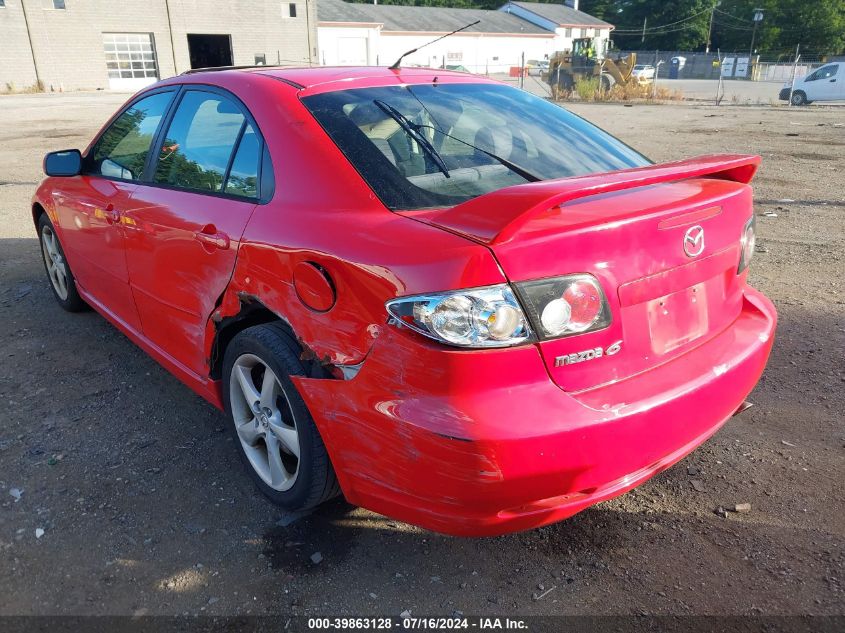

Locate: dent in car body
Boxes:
[198,73,505,372]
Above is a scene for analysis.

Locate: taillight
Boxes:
[738,215,756,273]
[386,284,532,348]
[515,274,611,340]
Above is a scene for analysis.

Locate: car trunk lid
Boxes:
[405,154,760,392]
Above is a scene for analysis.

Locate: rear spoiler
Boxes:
[412,154,760,245]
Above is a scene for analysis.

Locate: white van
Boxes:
[780,62,844,105]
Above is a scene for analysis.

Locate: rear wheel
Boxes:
[790,91,807,106]
[223,323,340,509]
[37,214,86,312]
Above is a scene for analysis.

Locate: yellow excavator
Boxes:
[546,37,636,96]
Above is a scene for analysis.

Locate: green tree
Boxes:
[605,0,713,51]
[711,0,845,55]
[579,0,617,22]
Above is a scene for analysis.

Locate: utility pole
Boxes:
[747,8,764,80]
[749,9,764,59]
[641,17,647,44]
[706,2,720,54]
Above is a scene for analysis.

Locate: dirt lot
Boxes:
[0,92,843,619]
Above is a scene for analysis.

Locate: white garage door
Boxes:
[104,33,160,91]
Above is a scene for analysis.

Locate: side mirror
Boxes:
[44,149,82,177]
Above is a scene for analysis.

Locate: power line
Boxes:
[614,22,709,36]
[612,6,712,33]
[611,5,817,40]
[714,8,753,25]
[712,12,812,34]
[712,19,755,32]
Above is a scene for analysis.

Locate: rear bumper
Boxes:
[294,289,776,537]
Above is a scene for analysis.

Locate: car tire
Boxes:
[37,213,86,312]
[790,91,807,106]
[222,322,340,510]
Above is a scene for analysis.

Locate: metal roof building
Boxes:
[318,0,613,72]
[319,0,550,35]
[500,1,613,29]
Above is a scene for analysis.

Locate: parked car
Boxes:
[631,64,656,83]
[779,62,844,105]
[33,66,776,536]
[526,59,549,76]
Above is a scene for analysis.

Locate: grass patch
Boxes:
[3,81,45,94]
[564,78,683,103]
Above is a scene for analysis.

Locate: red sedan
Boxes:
[32,67,776,536]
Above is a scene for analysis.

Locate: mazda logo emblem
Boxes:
[683,225,705,257]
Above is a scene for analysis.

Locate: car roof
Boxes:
[180,65,495,92]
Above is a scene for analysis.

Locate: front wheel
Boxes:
[37,214,86,312]
[222,323,340,510]
[790,91,807,106]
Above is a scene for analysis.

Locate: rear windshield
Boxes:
[302,83,650,210]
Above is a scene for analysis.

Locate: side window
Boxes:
[225,124,260,198]
[153,91,247,194]
[820,64,838,79]
[808,65,837,81]
[88,91,173,181]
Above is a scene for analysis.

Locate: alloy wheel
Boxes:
[41,225,69,301]
[229,353,301,491]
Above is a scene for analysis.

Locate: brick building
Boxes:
[0,0,317,92]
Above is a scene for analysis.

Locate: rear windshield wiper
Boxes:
[415,124,540,183]
[373,100,450,179]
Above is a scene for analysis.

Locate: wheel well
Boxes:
[210,301,287,379]
[32,202,46,229]
[209,299,330,381]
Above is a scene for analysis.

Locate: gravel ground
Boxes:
[0,92,843,618]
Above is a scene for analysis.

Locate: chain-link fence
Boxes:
[617,50,830,83]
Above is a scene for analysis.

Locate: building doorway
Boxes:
[187,34,233,69]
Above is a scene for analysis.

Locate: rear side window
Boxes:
[153,91,251,195]
[224,124,260,198]
[88,91,173,181]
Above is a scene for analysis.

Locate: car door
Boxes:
[51,90,175,332]
[804,64,840,101]
[121,87,269,376]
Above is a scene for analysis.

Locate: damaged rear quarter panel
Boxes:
[208,77,505,369]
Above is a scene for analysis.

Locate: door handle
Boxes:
[830,78,837,82]
[104,203,120,225]
[194,227,230,250]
